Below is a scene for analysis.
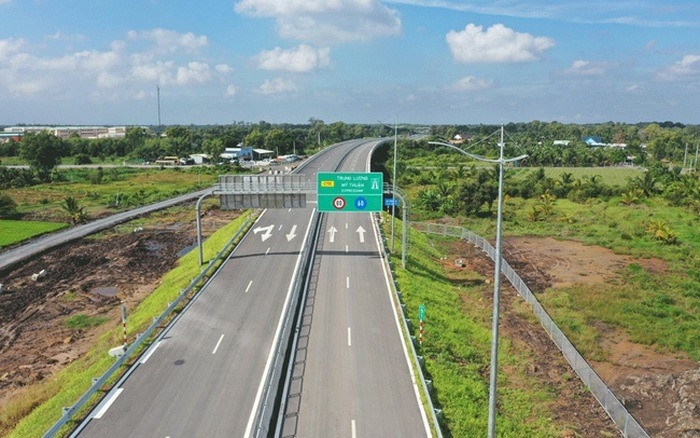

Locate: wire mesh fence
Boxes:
[412,222,649,438]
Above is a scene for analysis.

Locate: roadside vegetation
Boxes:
[5,211,252,438]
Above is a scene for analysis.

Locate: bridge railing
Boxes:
[411,222,649,438]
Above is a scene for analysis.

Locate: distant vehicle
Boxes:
[179,157,194,165]
[154,156,179,166]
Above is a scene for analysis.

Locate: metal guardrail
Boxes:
[376,214,442,438]
[412,222,650,438]
[44,215,254,438]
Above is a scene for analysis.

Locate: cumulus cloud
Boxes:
[0,29,223,98]
[446,23,554,64]
[235,0,401,44]
[257,44,330,72]
[225,84,237,97]
[126,28,208,53]
[567,59,610,75]
[657,54,700,81]
[259,77,297,95]
[453,76,494,91]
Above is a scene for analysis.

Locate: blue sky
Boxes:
[0,0,698,125]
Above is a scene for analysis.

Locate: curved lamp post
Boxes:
[430,126,526,438]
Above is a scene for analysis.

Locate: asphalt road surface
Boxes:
[71,139,428,437]
[281,140,430,437]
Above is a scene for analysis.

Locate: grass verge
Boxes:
[382,217,565,437]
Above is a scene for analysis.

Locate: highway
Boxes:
[280,141,430,437]
[72,139,428,437]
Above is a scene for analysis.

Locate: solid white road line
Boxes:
[245,280,253,293]
[244,209,316,438]
[346,276,350,289]
[348,327,352,347]
[93,388,123,419]
[352,419,357,438]
[212,334,225,355]
[265,247,271,255]
[346,244,349,253]
[140,340,162,364]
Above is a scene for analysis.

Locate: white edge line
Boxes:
[352,419,357,438]
[348,327,352,347]
[346,276,350,289]
[244,208,316,437]
[371,213,432,436]
[93,388,123,419]
[245,280,253,293]
[212,333,225,355]
[140,340,161,364]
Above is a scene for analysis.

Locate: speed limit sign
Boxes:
[333,197,346,210]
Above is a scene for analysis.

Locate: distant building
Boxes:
[3,125,134,139]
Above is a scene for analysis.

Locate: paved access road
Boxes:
[0,188,214,273]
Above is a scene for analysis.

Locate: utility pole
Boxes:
[157,85,162,127]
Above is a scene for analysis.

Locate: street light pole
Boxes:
[391,120,397,253]
[430,126,526,438]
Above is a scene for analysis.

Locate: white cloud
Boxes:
[257,45,330,72]
[446,23,554,64]
[657,54,700,81]
[0,29,226,99]
[0,37,26,61]
[216,64,234,74]
[235,0,401,44]
[567,60,610,75]
[127,28,208,53]
[225,84,237,97]
[259,77,297,95]
[453,76,494,91]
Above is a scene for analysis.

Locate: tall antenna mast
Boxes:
[157,85,162,126]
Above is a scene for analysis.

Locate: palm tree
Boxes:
[60,196,88,225]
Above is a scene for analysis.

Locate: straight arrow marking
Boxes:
[328,226,338,243]
[356,225,366,244]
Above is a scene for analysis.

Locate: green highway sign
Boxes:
[317,172,383,212]
[419,304,426,320]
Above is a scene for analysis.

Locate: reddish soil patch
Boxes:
[0,206,239,434]
[457,235,698,438]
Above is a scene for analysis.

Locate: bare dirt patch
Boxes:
[0,206,239,432]
[496,236,698,438]
[443,239,621,437]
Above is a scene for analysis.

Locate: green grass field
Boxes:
[0,220,68,248]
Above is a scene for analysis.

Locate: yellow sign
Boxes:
[320,180,335,188]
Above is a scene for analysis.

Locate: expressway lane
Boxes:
[71,138,426,438]
[283,140,430,437]
[77,206,317,437]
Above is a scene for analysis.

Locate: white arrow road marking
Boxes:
[327,226,338,243]
[253,225,274,242]
[286,225,298,242]
[356,225,366,243]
